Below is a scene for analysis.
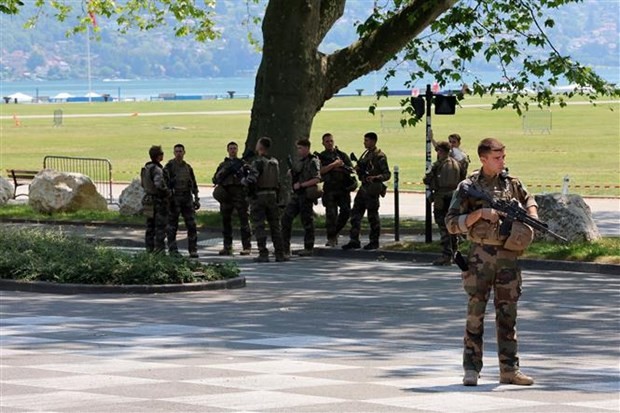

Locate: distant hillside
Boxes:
[0,0,617,82]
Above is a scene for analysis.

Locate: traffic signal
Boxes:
[434,95,456,115]
[411,96,425,117]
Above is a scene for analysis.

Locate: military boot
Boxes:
[432,255,452,266]
[218,247,233,256]
[342,240,361,250]
[295,249,314,257]
[463,370,479,386]
[253,254,270,263]
[500,370,534,385]
[363,242,379,250]
[325,236,338,247]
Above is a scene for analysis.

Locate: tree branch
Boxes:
[324,0,457,98]
[317,0,346,43]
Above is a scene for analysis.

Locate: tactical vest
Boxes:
[435,157,461,191]
[256,157,279,189]
[466,171,515,245]
[167,160,192,193]
[141,163,157,195]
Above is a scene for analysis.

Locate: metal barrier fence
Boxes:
[43,156,114,204]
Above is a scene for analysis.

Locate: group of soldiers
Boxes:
[141,133,539,387]
[140,131,391,263]
[211,132,391,262]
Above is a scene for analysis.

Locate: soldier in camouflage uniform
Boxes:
[318,133,355,247]
[281,138,322,257]
[141,145,171,254]
[423,141,461,265]
[342,132,391,250]
[446,137,537,387]
[432,130,470,180]
[244,137,288,263]
[212,142,252,256]
[164,144,199,258]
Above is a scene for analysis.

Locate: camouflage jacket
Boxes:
[358,147,391,185]
[317,147,353,190]
[291,154,321,185]
[213,157,246,187]
[446,170,537,240]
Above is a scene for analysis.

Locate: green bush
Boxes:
[0,227,239,285]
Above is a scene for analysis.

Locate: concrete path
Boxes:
[2,254,619,412]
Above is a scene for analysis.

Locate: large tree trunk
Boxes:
[245,0,457,187]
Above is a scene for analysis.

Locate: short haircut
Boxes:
[478,138,505,157]
[448,133,461,143]
[364,131,378,142]
[227,141,238,149]
[321,133,333,141]
[258,137,272,149]
[174,143,185,151]
[149,145,163,161]
[436,141,451,153]
[296,138,311,148]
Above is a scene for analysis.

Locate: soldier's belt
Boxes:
[255,189,278,194]
[469,238,506,247]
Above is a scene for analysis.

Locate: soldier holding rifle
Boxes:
[446,137,538,387]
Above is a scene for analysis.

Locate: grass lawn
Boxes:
[1,95,618,195]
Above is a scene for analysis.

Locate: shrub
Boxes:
[0,227,239,285]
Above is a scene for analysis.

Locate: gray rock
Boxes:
[28,169,108,213]
[119,178,145,216]
[0,176,14,205]
[535,193,601,242]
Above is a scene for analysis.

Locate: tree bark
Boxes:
[246,0,457,169]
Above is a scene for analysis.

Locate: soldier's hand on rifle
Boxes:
[293,182,302,191]
[365,175,375,183]
[332,158,344,168]
[480,207,500,223]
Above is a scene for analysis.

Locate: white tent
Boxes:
[7,92,33,102]
[84,91,101,97]
[52,92,74,100]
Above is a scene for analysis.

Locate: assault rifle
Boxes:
[287,155,303,194]
[314,150,355,174]
[350,152,370,180]
[214,148,254,185]
[460,183,568,242]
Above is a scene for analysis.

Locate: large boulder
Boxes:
[119,178,145,216]
[29,169,108,213]
[535,193,601,242]
[0,176,14,205]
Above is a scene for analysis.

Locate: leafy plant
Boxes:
[0,227,240,285]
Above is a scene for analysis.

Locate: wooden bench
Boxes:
[6,169,40,199]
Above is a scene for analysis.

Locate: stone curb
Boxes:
[312,248,620,276]
[0,276,246,295]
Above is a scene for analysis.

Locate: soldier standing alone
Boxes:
[318,133,356,247]
[281,138,322,257]
[141,145,171,254]
[212,141,252,256]
[342,132,391,250]
[423,140,461,265]
[446,137,537,387]
[164,144,199,258]
[243,137,288,263]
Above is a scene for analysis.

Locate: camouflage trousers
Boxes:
[281,192,315,252]
[167,193,197,254]
[462,244,522,373]
[433,192,458,257]
[220,186,252,250]
[322,189,351,239]
[250,192,285,258]
[348,186,380,244]
[145,198,169,253]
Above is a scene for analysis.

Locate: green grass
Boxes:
[0,203,425,232]
[382,239,620,264]
[1,95,619,195]
[0,226,240,285]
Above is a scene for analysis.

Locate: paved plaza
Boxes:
[1,250,619,412]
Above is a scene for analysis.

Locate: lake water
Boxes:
[1,67,618,101]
